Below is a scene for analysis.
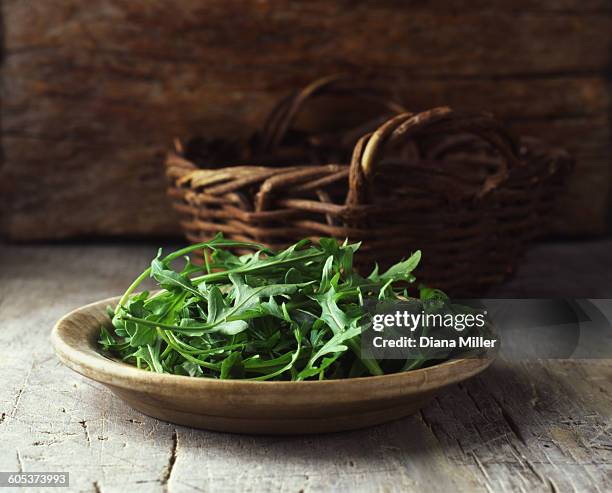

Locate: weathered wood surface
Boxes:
[0,241,611,492]
[0,0,610,240]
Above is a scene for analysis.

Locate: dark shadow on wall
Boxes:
[607,39,612,234]
[0,1,6,236]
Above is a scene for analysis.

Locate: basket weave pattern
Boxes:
[165,83,573,295]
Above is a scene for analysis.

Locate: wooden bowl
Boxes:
[52,296,493,434]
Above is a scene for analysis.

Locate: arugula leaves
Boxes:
[99,234,426,380]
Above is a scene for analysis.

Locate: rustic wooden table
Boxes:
[1,241,611,492]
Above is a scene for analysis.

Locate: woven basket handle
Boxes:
[347,107,521,205]
[259,75,405,153]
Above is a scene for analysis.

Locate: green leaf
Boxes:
[378,250,421,282]
[316,287,351,335]
[207,286,224,323]
[129,324,157,347]
[220,352,244,379]
[180,361,204,377]
[297,324,360,380]
[284,267,303,284]
[150,256,201,299]
[213,320,249,335]
[319,255,334,291]
[132,344,164,373]
[419,285,449,301]
[312,324,361,361]
[99,326,117,348]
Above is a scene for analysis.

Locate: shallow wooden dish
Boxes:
[52,296,493,434]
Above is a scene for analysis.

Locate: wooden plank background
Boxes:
[0,0,610,240]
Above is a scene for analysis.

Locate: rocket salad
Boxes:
[99,235,453,381]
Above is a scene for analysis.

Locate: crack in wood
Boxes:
[161,429,178,492]
[470,451,496,493]
[458,383,494,446]
[462,381,531,448]
[490,393,528,445]
[79,419,92,447]
[171,479,206,493]
[16,449,24,473]
[10,361,34,419]
[509,444,549,487]
[547,477,559,493]
[458,379,562,491]
[93,480,102,493]
[550,433,605,492]
[418,409,443,447]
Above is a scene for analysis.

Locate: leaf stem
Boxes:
[117,239,268,309]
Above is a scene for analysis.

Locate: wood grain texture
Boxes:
[0,0,610,237]
[0,242,611,492]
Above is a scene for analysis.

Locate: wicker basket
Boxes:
[165,78,573,296]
